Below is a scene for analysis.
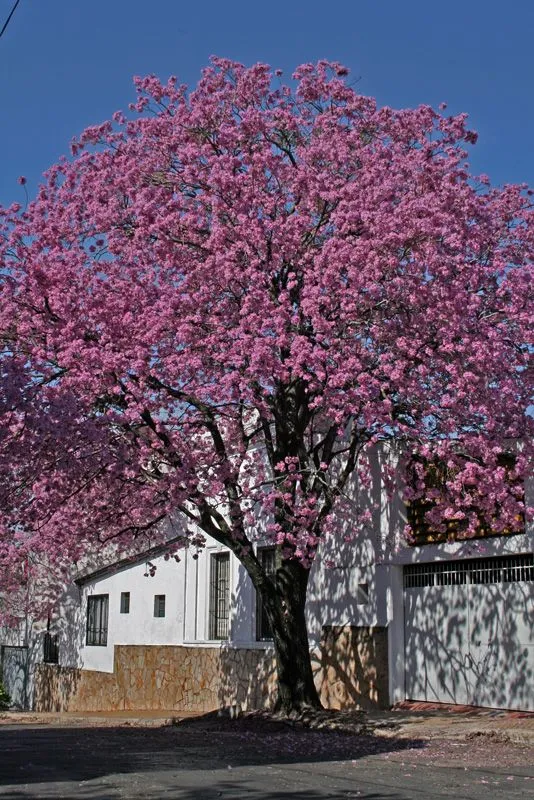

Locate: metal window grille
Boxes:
[209,552,230,640]
[153,594,166,618]
[120,592,130,614]
[86,594,109,646]
[404,554,534,589]
[256,547,276,641]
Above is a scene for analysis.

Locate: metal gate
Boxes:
[0,645,29,710]
[403,554,534,711]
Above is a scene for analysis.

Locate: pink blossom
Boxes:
[0,57,531,660]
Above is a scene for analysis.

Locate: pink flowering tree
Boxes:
[0,59,532,711]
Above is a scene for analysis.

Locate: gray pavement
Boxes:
[0,717,532,799]
[4,761,530,800]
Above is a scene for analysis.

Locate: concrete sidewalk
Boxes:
[0,708,196,727]
[377,701,534,744]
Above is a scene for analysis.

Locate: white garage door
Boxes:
[404,554,534,711]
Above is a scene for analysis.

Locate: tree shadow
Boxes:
[0,722,425,792]
[219,498,392,714]
[402,556,534,711]
[312,625,388,710]
[217,561,277,711]
[33,663,81,713]
[1,620,43,711]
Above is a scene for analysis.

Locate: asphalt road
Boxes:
[0,722,532,799]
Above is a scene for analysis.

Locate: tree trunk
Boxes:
[261,558,322,713]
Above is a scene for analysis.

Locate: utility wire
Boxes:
[0,0,21,41]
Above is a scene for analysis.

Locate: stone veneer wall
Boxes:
[315,626,389,710]
[34,626,388,713]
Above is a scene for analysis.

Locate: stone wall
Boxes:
[34,645,277,713]
[314,626,389,710]
[34,626,388,713]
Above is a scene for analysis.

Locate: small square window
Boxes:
[120,592,130,614]
[154,594,166,618]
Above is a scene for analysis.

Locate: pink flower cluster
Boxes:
[0,58,531,614]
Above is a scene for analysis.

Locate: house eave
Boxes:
[74,535,186,586]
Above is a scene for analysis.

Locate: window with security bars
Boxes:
[209,552,230,640]
[256,547,276,641]
[406,453,524,546]
[404,554,534,589]
[86,594,109,646]
[153,594,166,617]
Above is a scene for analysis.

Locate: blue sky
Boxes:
[1,0,533,207]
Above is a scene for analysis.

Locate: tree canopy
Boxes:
[0,58,532,709]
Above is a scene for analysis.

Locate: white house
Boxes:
[8,459,534,714]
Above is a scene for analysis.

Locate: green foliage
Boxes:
[0,680,11,710]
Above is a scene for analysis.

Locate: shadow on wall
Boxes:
[35,563,533,714]
[33,444,398,714]
[312,626,388,710]
[33,582,85,712]
[35,555,391,713]
[403,558,534,711]
[219,543,390,713]
[218,556,277,711]
[306,559,391,710]
[34,663,81,712]
[217,646,277,712]
[1,643,28,710]
[306,443,399,643]
[1,618,46,710]
[53,582,85,669]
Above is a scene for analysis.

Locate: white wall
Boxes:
[57,539,267,674]
[59,554,186,672]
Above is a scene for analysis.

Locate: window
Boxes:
[43,633,59,663]
[153,594,166,618]
[256,547,276,641]
[356,583,369,605]
[404,554,534,589]
[406,452,524,546]
[43,618,59,663]
[120,592,130,614]
[86,594,109,646]
[209,552,230,640]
